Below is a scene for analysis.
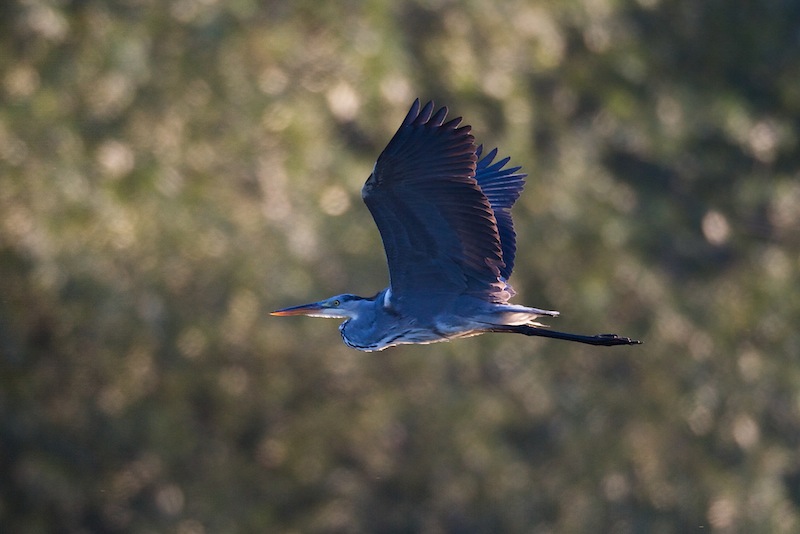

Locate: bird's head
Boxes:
[271,294,366,319]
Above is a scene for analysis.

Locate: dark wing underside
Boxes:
[474,145,526,280]
[362,100,507,309]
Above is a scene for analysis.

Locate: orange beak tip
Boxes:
[270,303,324,317]
[270,309,296,317]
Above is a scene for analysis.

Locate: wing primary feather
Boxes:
[413,101,435,125]
[443,117,463,130]
[429,106,449,126]
[402,99,421,125]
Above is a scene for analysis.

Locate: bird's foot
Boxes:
[593,333,642,346]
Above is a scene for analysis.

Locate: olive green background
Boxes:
[2,1,799,532]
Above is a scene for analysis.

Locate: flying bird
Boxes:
[272,100,641,351]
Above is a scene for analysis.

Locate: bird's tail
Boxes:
[488,304,559,327]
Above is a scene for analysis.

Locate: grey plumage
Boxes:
[272,100,641,351]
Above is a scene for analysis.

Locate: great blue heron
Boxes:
[272,100,641,351]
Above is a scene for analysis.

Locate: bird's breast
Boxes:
[339,320,451,352]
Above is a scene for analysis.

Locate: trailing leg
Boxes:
[488,324,641,346]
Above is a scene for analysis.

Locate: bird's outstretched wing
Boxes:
[474,145,526,280]
[362,100,507,309]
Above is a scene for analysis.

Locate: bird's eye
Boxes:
[332,299,340,307]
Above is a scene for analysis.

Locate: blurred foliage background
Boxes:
[2,0,800,532]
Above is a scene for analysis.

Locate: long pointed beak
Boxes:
[270,302,325,316]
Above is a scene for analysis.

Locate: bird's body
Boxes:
[272,100,640,351]
[331,289,557,351]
